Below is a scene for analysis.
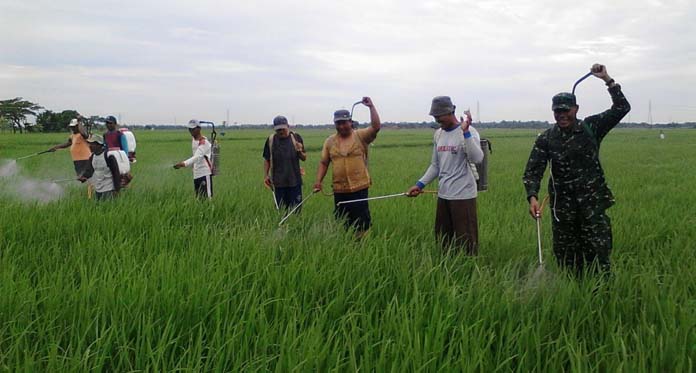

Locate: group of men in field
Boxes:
[49,115,135,200]
[53,63,631,277]
[256,63,629,276]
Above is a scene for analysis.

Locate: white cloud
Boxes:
[0,0,695,123]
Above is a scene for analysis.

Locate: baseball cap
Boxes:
[552,92,577,111]
[333,109,351,123]
[68,119,79,127]
[187,119,201,129]
[86,134,104,145]
[429,96,456,117]
[273,115,289,130]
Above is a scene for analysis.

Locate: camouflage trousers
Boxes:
[551,208,612,276]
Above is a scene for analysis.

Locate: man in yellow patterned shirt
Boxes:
[314,97,381,237]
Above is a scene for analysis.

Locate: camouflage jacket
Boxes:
[523,85,630,213]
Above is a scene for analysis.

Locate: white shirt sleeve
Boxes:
[465,127,484,164]
[184,141,211,167]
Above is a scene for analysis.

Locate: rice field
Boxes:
[1,128,695,371]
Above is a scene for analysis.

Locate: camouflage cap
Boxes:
[333,109,351,123]
[429,96,456,117]
[552,92,577,111]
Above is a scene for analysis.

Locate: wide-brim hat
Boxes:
[429,96,455,117]
[86,134,104,145]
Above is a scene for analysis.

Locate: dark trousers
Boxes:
[334,188,371,232]
[434,197,479,255]
[193,175,213,199]
[95,190,116,201]
[274,184,303,210]
[552,209,612,276]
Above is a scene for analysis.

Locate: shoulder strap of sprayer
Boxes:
[581,121,598,150]
[205,121,217,173]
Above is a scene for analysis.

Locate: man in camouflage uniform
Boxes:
[523,63,631,276]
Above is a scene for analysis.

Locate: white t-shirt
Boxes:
[89,152,117,193]
[184,137,212,179]
[418,126,484,200]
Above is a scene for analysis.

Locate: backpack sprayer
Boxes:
[199,121,220,176]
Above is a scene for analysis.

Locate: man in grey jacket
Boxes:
[407,96,484,255]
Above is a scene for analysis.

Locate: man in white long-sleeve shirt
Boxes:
[407,96,484,255]
[174,119,213,199]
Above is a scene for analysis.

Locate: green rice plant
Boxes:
[0,128,694,371]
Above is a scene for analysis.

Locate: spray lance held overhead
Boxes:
[199,120,220,176]
[348,99,366,128]
[572,71,593,96]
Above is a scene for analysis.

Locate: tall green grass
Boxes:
[1,128,694,371]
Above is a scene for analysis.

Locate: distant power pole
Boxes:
[476,101,480,123]
[118,113,122,124]
[226,109,230,127]
[648,100,653,126]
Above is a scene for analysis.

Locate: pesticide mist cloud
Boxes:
[0,160,66,203]
[0,160,19,177]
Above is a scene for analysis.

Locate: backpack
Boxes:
[104,149,133,187]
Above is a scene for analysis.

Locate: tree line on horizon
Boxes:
[2,97,694,133]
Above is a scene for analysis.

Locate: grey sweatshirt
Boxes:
[417,125,484,200]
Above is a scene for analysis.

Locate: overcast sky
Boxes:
[1,0,695,125]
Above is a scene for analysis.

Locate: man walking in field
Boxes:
[523,63,631,276]
[407,96,484,255]
[174,119,214,199]
[314,97,381,238]
[79,135,121,201]
[49,118,92,178]
[263,115,307,210]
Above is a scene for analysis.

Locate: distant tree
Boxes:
[36,109,81,132]
[0,97,43,134]
[0,117,11,132]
